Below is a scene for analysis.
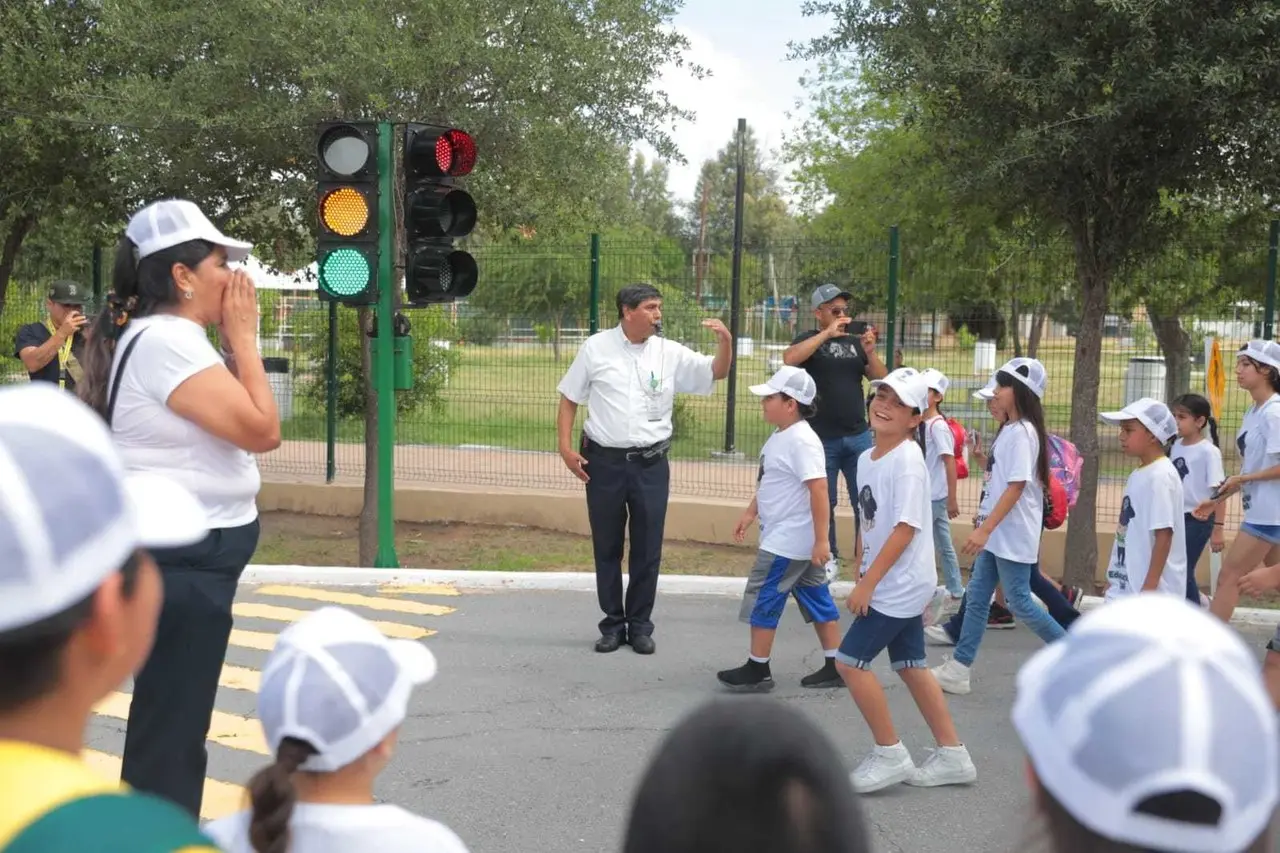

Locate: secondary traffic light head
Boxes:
[315,121,380,304]
[403,124,478,305]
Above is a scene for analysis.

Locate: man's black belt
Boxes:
[583,437,671,463]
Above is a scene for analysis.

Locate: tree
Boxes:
[629,154,682,238]
[797,0,1280,587]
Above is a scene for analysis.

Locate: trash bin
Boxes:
[1124,356,1165,404]
[973,340,997,375]
[262,357,292,422]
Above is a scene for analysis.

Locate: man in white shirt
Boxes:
[557,284,733,654]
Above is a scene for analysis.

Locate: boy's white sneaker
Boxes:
[824,557,839,584]
[906,745,977,788]
[931,657,971,695]
[922,585,948,627]
[850,742,915,793]
[924,624,956,646]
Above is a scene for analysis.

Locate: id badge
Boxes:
[646,394,664,422]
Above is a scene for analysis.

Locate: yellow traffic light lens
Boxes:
[320,187,369,237]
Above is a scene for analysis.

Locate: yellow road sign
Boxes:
[1207,336,1226,420]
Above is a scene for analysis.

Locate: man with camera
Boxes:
[783,284,888,567]
[13,280,90,393]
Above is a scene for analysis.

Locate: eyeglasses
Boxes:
[828,306,849,317]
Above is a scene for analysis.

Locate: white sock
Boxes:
[749,655,770,664]
[824,649,838,658]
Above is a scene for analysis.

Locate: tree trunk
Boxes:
[1010,298,1024,357]
[358,307,378,567]
[1147,304,1191,402]
[1027,307,1047,358]
[1062,257,1110,591]
[552,316,562,363]
[0,215,37,317]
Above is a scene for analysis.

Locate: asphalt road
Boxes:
[83,584,1280,853]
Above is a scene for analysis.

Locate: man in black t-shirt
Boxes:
[783,284,888,564]
[12,280,89,392]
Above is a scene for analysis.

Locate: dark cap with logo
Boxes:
[48,280,87,306]
[810,283,852,310]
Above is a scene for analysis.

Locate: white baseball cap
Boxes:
[973,379,997,401]
[870,367,930,412]
[1100,397,1178,444]
[921,368,950,395]
[1013,595,1279,853]
[126,199,253,264]
[0,385,209,635]
[1239,340,1280,372]
[257,606,439,773]
[749,365,817,406]
[991,357,1048,399]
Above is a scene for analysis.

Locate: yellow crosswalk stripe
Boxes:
[83,750,247,821]
[221,663,261,693]
[94,692,269,755]
[232,602,434,640]
[255,584,458,614]
[376,583,461,598]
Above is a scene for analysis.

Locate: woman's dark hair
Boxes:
[996,369,1051,489]
[1029,779,1270,853]
[247,736,318,853]
[623,698,871,853]
[616,283,663,320]
[0,552,141,713]
[1171,393,1220,447]
[79,236,217,419]
[1237,347,1280,395]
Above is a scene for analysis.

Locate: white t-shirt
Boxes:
[204,803,469,853]
[1105,457,1187,600]
[756,420,827,560]
[855,440,936,618]
[924,416,955,502]
[974,420,1043,565]
[110,314,261,528]
[556,326,715,448]
[1170,438,1226,513]
[1237,395,1280,525]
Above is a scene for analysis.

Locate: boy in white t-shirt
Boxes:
[1100,398,1187,599]
[718,365,843,692]
[203,607,469,853]
[836,368,976,794]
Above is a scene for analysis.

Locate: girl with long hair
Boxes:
[1169,393,1225,603]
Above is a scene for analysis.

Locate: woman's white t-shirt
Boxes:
[1104,457,1187,600]
[924,416,955,502]
[204,803,470,853]
[854,440,936,618]
[974,420,1043,565]
[110,314,261,528]
[1170,438,1226,513]
[1237,395,1280,525]
[756,420,827,560]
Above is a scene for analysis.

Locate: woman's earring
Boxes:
[183,288,194,300]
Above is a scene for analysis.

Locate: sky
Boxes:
[634,0,836,206]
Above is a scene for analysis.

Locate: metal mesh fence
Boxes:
[2,230,1274,536]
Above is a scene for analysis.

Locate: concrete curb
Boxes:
[241,565,1280,628]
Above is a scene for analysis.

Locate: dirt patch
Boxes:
[255,511,753,576]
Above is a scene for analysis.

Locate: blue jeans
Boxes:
[941,564,1078,639]
[1184,512,1214,603]
[823,430,874,560]
[931,498,965,597]
[954,551,1066,667]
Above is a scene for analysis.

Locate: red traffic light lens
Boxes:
[435,129,476,176]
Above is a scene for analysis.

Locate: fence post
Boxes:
[1266,219,1279,341]
[589,233,600,335]
[91,245,103,304]
[723,117,747,455]
[886,226,900,370]
[325,300,337,483]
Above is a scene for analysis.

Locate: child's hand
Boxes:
[1239,564,1280,597]
[1210,525,1226,553]
[733,511,756,543]
[846,582,873,617]
[962,527,989,556]
[1192,500,1217,521]
[947,498,960,519]
[811,540,832,568]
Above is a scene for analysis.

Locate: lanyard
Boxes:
[626,333,665,398]
[45,319,73,389]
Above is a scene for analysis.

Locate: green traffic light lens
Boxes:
[320,248,371,297]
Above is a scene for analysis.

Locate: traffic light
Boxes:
[315,121,380,304]
[403,123,477,305]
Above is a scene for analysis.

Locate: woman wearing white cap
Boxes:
[78,198,281,817]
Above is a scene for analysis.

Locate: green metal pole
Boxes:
[374,121,399,568]
[1266,219,1279,341]
[589,233,600,334]
[325,300,337,483]
[886,226,900,370]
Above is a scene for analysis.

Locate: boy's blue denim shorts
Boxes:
[835,607,927,671]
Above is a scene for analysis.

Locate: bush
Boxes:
[459,313,502,346]
[300,306,460,420]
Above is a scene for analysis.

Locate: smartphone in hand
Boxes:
[846,320,869,336]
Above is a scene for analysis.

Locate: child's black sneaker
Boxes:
[987,601,1016,629]
[800,658,843,689]
[717,659,775,692]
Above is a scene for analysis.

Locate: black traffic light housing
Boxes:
[315,121,380,304]
[402,123,478,305]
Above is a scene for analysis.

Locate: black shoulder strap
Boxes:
[106,328,148,427]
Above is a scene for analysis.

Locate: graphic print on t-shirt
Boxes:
[1172,456,1189,480]
[1115,496,1135,568]
[974,449,996,527]
[858,484,878,531]
[1239,427,1253,511]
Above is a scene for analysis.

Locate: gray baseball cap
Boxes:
[48,280,87,305]
[810,284,852,310]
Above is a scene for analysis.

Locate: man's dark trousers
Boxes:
[583,439,670,639]
[121,519,260,818]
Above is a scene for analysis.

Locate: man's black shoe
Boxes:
[595,633,624,653]
[630,634,656,655]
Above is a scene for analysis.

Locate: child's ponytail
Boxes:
[247,737,317,853]
[1207,415,1220,447]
